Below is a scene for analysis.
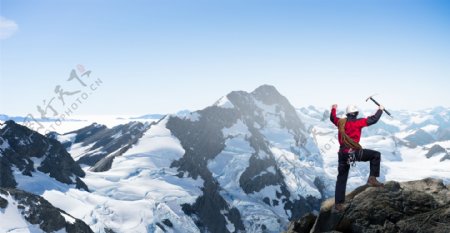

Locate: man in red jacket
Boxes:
[330,104,384,211]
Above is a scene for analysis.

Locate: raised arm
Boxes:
[330,104,339,126]
[366,105,384,126]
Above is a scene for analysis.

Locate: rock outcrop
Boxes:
[49,121,150,172]
[0,188,93,233]
[0,120,88,191]
[425,144,450,162]
[286,178,450,233]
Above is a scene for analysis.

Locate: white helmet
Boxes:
[346,105,359,114]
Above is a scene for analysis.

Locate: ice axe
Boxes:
[366,94,393,118]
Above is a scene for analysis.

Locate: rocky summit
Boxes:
[0,120,88,191]
[286,178,450,233]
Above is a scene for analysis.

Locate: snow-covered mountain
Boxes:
[48,121,150,172]
[0,120,88,191]
[1,85,449,233]
[0,114,161,135]
[43,85,328,233]
[158,85,328,232]
[0,121,93,232]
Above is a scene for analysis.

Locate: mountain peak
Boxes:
[0,120,88,191]
[251,84,285,105]
[252,84,280,95]
[163,85,320,232]
[2,120,29,133]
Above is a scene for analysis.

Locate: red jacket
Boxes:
[330,108,382,153]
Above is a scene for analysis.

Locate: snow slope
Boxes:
[43,117,204,233]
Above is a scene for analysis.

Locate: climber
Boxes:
[330,104,384,211]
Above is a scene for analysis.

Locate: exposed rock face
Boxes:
[286,213,317,233]
[166,85,322,233]
[0,120,88,191]
[426,144,446,158]
[50,121,150,171]
[425,144,450,162]
[286,178,450,233]
[0,188,93,233]
[168,106,246,233]
[404,129,435,146]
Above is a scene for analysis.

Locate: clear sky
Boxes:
[1,0,449,116]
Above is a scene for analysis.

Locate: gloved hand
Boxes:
[379,105,385,111]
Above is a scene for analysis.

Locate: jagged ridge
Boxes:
[0,120,88,191]
[166,85,323,232]
[49,121,150,172]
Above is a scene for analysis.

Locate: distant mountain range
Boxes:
[0,114,85,123]
[1,85,449,233]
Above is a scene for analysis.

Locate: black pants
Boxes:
[335,149,381,204]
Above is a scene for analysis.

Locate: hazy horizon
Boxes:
[1,82,448,119]
[0,83,449,117]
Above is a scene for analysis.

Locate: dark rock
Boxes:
[167,106,245,233]
[0,150,17,188]
[162,219,173,227]
[273,199,279,206]
[71,123,108,144]
[263,197,271,205]
[285,213,317,233]
[65,219,95,233]
[0,120,88,191]
[440,153,450,162]
[314,177,326,197]
[425,144,447,158]
[156,222,166,232]
[69,122,149,169]
[287,178,450,233]
[0,188,93,233]
[396,203,450,233]
[90,155,116,172]
[104,228,117,233]
[239,153,283,194]
[0,194,7,208]
[400,177,449,204]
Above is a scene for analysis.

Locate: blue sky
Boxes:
[1,0,449,116]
